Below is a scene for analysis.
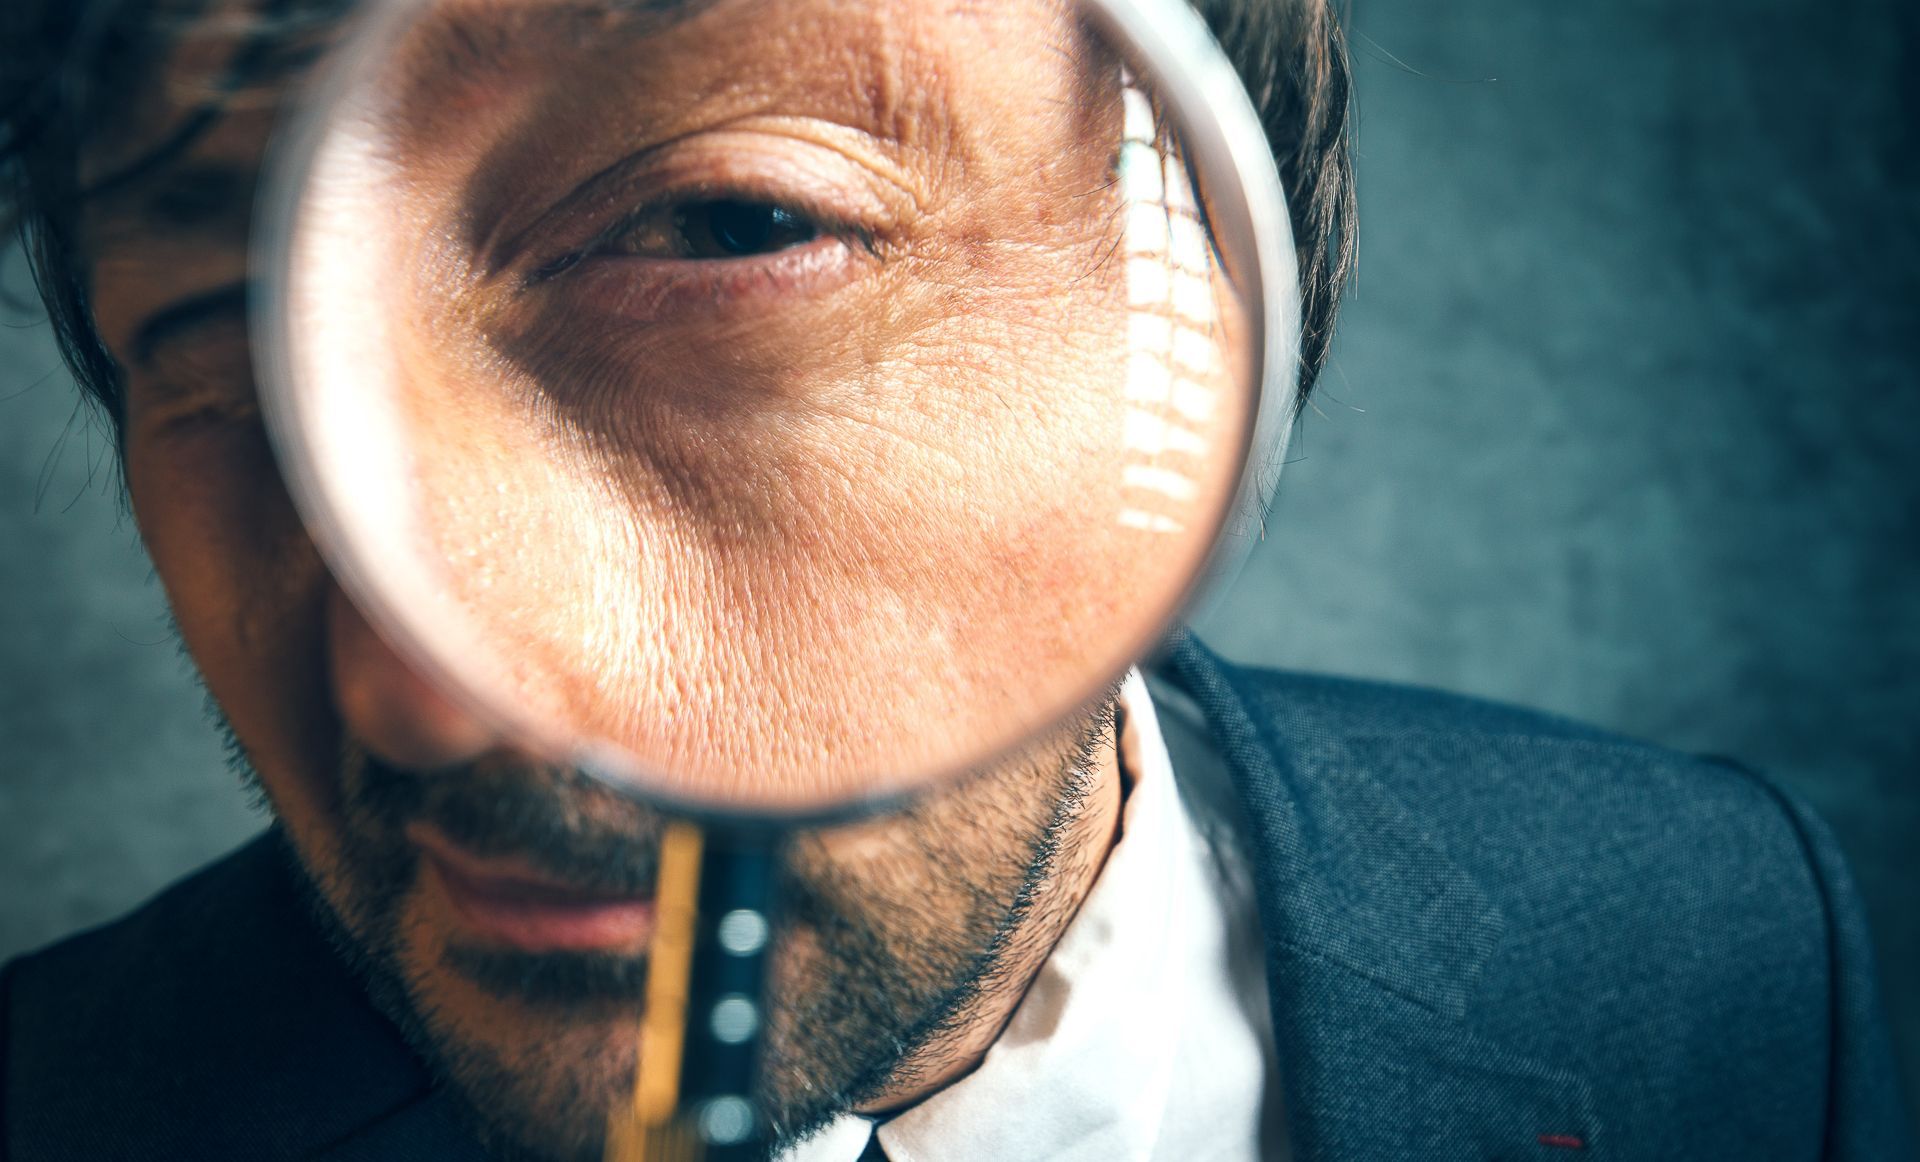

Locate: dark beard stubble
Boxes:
[268,696,1119,1161]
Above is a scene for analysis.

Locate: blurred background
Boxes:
[4,0,1915,1118]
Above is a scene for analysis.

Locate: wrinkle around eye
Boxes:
[482,118,925,285]
[518,229,866,331]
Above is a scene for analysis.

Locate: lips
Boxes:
[408,823,656,952]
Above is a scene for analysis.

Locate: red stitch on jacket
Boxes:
[1537,1133,1586,1149]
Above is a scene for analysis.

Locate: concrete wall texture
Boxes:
[3,0,1915,1120]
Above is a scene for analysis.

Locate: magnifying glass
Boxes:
[252,0,1299,1155]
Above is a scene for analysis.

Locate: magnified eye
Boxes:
[677,200,819,258]
[597,198,824,262]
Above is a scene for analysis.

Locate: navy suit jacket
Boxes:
[4,634,1914,1159]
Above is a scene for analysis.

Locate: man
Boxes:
[1,2,1912,1161]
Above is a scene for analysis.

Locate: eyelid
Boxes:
[494,123,912,281]
[535,191,863,281]
[522,212,866,325]
[128,282,252,370]
[131,324,261,429]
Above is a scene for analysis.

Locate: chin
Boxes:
[414,991,638,1162]
[378,878,651,1160]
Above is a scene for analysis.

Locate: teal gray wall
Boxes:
[4,0,1915,1116]
[1194,0,1919,1111]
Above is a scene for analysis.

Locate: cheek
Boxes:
[358,245,1238,807]
[124,422,340,822]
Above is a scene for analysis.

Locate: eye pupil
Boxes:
[688,200,816,258]
[708,201,775,253]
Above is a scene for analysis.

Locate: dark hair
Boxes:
[1,0,1354,432]
[1192,0,1355,402]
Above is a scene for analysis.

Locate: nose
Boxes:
[326,585,501,770]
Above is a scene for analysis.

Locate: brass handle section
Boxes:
[606,823,776,1162]
[607,821,706,1162]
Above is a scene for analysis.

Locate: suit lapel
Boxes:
[1160,633,1605,1160]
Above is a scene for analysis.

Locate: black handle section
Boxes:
[679,831,779,1158]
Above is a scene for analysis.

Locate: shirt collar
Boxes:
[782,670,1196,1162]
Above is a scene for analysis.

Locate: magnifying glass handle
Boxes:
[608,823,779,1162]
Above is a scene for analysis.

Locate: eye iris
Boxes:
[687,200,816,257]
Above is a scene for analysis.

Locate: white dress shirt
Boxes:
[780,671,1285,1161]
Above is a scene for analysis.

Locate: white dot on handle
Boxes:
[710,995,760,1045]
[699,1096,755,1145]
[716,908,769,956]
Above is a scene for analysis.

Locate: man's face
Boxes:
[80,0,1244,1156]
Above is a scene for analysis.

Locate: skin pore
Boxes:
[79,0,1244,1157]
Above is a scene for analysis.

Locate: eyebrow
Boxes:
[129,281,251,369]
[141,162,258,231]
[84,160,259,272]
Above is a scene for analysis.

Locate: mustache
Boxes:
[344,745,667,895]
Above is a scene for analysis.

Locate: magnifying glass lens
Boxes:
[265,0,1273,818]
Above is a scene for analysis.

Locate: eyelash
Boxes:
[622,200,821,260]
[524,189,873,316]
[147,386,263,435]
[136,331,266,433]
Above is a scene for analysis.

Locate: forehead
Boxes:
[82,0,1091,221]
[81,0,1098,356]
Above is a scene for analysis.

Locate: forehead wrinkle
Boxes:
[421,0,974,272]
[870,0,1109,207]
[406,0,722,84]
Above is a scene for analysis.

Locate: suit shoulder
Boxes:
[1191,647,1791,843]
[1216,657,1635,750]
[1163,637,1915,1151]
[1160,635,1842,1023]
[9,831,288,987]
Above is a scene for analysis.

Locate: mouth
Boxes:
[408,823,657,953]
